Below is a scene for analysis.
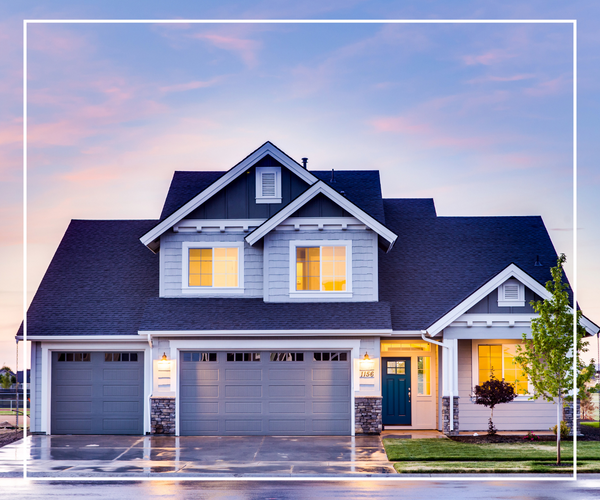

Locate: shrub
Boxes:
[550,420,570,439]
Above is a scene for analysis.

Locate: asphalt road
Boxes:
[1,479,600,499]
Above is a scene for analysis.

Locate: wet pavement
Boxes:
[0,434,395,477]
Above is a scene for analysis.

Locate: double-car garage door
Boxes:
[180,350,351,436]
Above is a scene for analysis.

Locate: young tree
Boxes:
[514,254,596,465]
[473,375,517,435]
[0,367,16,390]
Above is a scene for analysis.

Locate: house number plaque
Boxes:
[360,370,375,378]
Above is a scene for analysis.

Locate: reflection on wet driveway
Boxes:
[0,434,395,477]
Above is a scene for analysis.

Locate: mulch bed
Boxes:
[451,433,599,444]
[0,431,23,448]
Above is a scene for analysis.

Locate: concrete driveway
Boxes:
[0,434,395,477]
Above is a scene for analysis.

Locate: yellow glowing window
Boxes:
[296,246,346,292]
[478,344,528,395]
[417,356,431,395]
[189,247,238,287]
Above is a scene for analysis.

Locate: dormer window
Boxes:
[497,278,525,307]
[255,166,281,203]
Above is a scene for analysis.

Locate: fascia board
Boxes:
[245,181,398,250]
[17,335,148,341]
[427,263,599,336]
[139,142,318,248]
[138,329,393,336]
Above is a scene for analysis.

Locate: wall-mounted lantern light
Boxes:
[158,352,170,370]
[359,352,375,377]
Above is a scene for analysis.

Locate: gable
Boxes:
[140,141,318,252]
[185,155,310,220]
[291,192,352,218]
[466,280,542,314]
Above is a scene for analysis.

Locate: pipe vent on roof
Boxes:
[330,169,335,183]
[302,157,308,169]
[534,255,542,267]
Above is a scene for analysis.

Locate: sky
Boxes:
[1,1,599,372]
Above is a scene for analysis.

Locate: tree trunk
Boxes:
[556,394,561,465]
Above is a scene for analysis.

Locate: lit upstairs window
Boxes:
[296,246,346,291]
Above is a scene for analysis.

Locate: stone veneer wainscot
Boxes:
[355,396,382,434]
[151,397,176,435]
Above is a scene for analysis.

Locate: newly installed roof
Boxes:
[139,298,391,331]
[19,174,564,337]
[18,220,159,337]
[379,199,558,330]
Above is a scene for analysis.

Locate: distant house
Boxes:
[18,141,599,436]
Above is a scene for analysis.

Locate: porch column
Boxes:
[441,338,459,435]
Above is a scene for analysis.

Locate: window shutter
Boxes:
[261,172,276,197]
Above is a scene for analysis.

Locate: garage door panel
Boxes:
[225,385,262,398]
[312,419,350,432]
[182,369,219,382]
[312,368,350,381]
[269,385,305,398]
[103,385,140,397]
[313,384,350,398]
[225,369,262,381]
[54,385,93,397]
[181,401,219,414]
[181,385,219,398]
[180,350,351,436]
[268,401,306,413]
[225,419,262,432]
[103,369,140,381]
[225,402,262,413]
[268,419,306,432]
[313,401,350,414]
[51,351,144,435]
[268,369,305,381]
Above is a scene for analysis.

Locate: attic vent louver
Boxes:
[503,284,519,300]
[497,279,525,307]
[261,172,276,197]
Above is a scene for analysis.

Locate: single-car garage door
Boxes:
[51,351,144,435]
[180,351,351,436]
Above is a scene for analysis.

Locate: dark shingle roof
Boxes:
[379,199,558,330]
[160,171,225,220]
[311,171,386,224]
[19,220,159,336]
[139,298,391,331]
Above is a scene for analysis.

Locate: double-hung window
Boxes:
[475,343,528,395]
[182,242,243,293]
[289,240,352,298]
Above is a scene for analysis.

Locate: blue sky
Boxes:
[1,1,599,369]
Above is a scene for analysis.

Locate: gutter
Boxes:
[421,330,454,432]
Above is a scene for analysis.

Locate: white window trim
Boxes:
[497,278,525,307]
[288,240,353,298]
[255,166,282,204]
[181,241,244,294]
[471,340,531,400]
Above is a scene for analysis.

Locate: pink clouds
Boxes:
[160,77,222,93]
[524,74,568,96]
[467,73,536,84]
[370,116,431,134]
[191,33,261,68]
[463,49,515,66]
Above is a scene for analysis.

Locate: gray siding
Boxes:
[457,339,556,431]
[32,342,42,433]
[466,286,541,314]
[264,229,378,303]
[160,230,263,298]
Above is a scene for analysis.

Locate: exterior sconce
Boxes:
[158,352,170,370]
[359,352,375,378]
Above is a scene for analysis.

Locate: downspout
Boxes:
[421,330,454,432]
[147,333,153,435]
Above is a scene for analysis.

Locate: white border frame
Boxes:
[21,18,579,482]
[181,241,245,294]
[288,239,353,299]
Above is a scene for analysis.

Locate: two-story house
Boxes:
[19,141,599,436]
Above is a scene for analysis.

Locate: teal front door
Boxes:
[382,357,411,425]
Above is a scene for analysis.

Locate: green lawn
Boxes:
[383,438,600,470]
[582,422,599,428]
[393,460,600,474]
[0,410,29,416]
